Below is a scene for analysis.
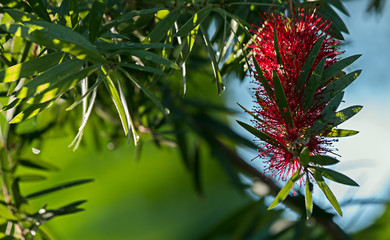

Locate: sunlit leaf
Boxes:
[323,128,359,137]
[10,100,55,124]
[175,5,212,37]
[329,105,363,126]
[143,8,181,43]
[305,175,313,219]
[0,52,64,83]
[320,55,361,85]
[300,146,310,167]
[268,170,304,210]
[0,22,105,63]
[12,59,84,100]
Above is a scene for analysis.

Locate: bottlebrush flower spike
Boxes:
[237,9,361,218]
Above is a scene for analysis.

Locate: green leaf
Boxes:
[305,177,313,219]
[66,69,108,111]
[329,105,363,126]
[295,36,325,92]
[309,155,339,166]
[70,0,79,28]
[19,158,59,171]
[323,128,359,138]
[327,0,350,16]
[268,170,304,210]
[252,55,274,99]
[13,59,84,100]
[325,70,361,98]
[236,120,286,150]
[301,58,326,112]
[4,9,41,22]
[0,22,105,63]
[312,172,342,216]
[88,0,106,42]
[143,8,181,43]
[299,146,310,167]
[118,67,169,116]
[311,167,359,186]
[273,28,284,71]
[17,174,46,182]
[117,62,166,76]
[307,91,344,137]
[100,8,164,35]
[0,52,64,83]
[175,5,212,37]
[26,0,51,21]
[27,66,98,104]
[321,55,361,85]
[128,50,179,69]
[200,25,224,95]
[25,179,94,199]
[9,100,55,124]
[98,42,171,51]
[272,71,293,128]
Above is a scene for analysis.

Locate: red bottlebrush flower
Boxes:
[248,9,340,181]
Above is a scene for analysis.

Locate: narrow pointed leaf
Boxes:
[19,158,59,171]
[323,128,359,137]
[327,0,350,16]
[118,67,169,116]
[329,105,363,126]
[309,155,339,166]
[102,68,129,135]
[13,59,84,99]
[321,55,361,85]
[301,58,326,112]
[175,6,212,37]
[268,171,304,210]
[307,91,344,137]
[4,9,41,22]
[10,101,55,123]
[253,56,274,99]
[201,26,224,95]
[295,36,325,92]
[236,120,286,150]
[128,50,179,69]
[325,70,361,97]
[272,71,293,128]
[18,174,46,182]
[26,0,51,21]
[300,146,310,167]
[313,172,342,216]
[311,167,359,186]
[117,62,166,76]
[88,0,106,42]
[25,179,94,199]
[273,28,284,70]
[0,22,105,63]
[27,66,98,104]
[143,8,181,43]
[0,52,64,83]
[305,176,313,219]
